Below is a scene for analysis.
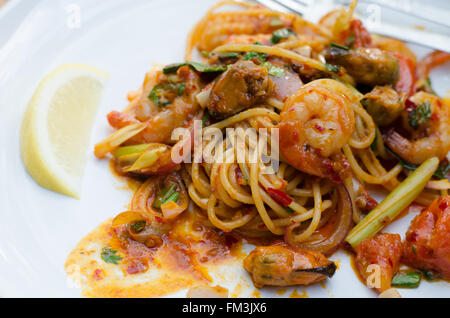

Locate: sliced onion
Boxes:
[112,211,147,229]
[161,201,185,220]
[285,185,353,256]
[195,87,212,108]
[125,144,168,172]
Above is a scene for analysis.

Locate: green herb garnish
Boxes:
[244,51,267,63]
[270,28,296,44]
[391,272,422,288]
[177,83,186,96]
[325,63,341,73]
[149,82,187,108]
[408,101,432,129]
[285,207,294,214]
[330,42,349,51]
[434,163,450,179]
[163,191,179,205]
[262,62,285,77]
[163,61,227,74]
[101,247,122,265]
[152,184,177,209]
[131,220,146,233]
[202,111,210,127]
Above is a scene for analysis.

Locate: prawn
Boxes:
[108,66,202,145]
[384,91,450,164]
[278,79,356,182]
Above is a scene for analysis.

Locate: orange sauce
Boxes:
[289,289,308,298]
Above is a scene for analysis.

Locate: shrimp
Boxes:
[384,91,450,164]
[278,79,356,182]
[108,66,202,145]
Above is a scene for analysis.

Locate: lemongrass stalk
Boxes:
[112,144,150,158]
[124,146,166,172]
[346,157,439,248]
[94,123,146,159]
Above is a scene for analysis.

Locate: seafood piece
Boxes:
[207,60,271,117]
[108,66,202,144]
[403,196,450,279]
[361,86,406,126]
[244,243,336,288]
[355,233,402,293]
[384,92,450,164]
[279,79,356,182]
[325,47,399,86]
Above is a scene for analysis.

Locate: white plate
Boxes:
[0,0,449,298]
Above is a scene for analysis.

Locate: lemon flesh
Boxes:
[21,64,109,198]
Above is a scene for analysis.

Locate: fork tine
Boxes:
[252,0,293,14]
[272,0,307,15]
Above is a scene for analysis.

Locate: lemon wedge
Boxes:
[21,64,109,198]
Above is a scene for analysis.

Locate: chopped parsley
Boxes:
[270,28,296,44]
[408,101,432,129]
[101,247,122,265]
[244,51,267,63]
[148,82,187,108]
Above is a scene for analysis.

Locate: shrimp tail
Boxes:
[383,128,413,160]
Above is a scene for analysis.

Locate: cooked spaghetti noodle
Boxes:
[92,0,450,291]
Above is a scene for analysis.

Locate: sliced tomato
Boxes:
[267,188,293,208]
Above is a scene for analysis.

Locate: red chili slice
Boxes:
[267,188,293,208]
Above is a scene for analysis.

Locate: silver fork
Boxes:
[252,0,450,52]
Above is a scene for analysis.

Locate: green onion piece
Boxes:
[391,272,422,288]
[163,62,227,74]
[163,191,180,205]
[270,28,296,44]
[152,184,177,209]
[177,83,186,96]
[346,157,440,248]
[112,144,150,158]
[330,42,350,51]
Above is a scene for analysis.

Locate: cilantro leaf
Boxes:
[101,247,122,265]
[408,101,432,129]
[270,28,296,44]
[244,51,267,63]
